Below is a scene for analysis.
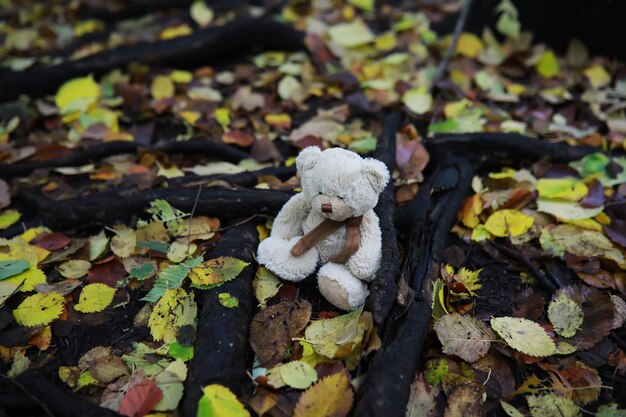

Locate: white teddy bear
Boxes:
[257,146,389,310]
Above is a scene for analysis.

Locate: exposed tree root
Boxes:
[0,17,305,102]
[181,223,259,417]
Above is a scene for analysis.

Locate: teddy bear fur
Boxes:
[257,146,389,310]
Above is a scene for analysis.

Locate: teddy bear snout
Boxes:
[321,203,333,213]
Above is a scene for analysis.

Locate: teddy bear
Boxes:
[257,146,389,310]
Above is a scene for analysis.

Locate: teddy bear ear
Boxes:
[363,158,390,194]
[296,146,322,173]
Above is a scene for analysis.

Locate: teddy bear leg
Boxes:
[317,263,369,311]
[257,236,318,282]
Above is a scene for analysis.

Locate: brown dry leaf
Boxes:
[293,372,353,417]
[78,346,129,384]
[250,299,312,367]
[540,362,602,406]
[433,313,494,363]
[223,130,255,147]
[406,373,439,417]
[444,383,485,417]
[557,285,615,350]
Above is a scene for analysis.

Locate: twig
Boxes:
[490,241,558,293]
[186,184,203,256]
[430,0,474,94]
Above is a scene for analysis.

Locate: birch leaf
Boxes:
[14,292,65,327]
[491,317,556,357]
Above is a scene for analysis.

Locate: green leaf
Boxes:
[145,199,188,235]
[536,50,560,78]
[197,384,250,417]
[218,292,238,308]
[349,136,377,153]
[136,240,170,253]
[548,293,583,338]
[595,404,626,417]
[143,256,203,302]
[0,260,30,281]
[169,341,194,362]
[130,263,155,280]
[188,256,250,288]
[527,394,581,417]
[491,317,556,357]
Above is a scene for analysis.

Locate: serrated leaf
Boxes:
[110,225,136,258]
[294,372,353,417]
[548,294,583,337]
[188,256,249,287]
[434,313,494,363]
[143,256,202,302]
[267,360,318,389]
[148,288,197,343]
[197,384,250,417]
[491,317,556,357]
[130,263,155,280]
[304,307,367,359]
[75,283,116,313]
[526,394,580,417]
[484,209,534,238]
[145,199,187,235]
[13,292,65,327]
[253,266,282,308]
[58,259,91,279]
[0,260,29,280]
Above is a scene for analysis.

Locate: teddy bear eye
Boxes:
[338,196,344,200]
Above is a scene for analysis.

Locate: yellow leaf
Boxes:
[160,24,192,40]
[536,178,588,201]
[55,75,100,116]
[584,64,611,89]
[526,394,581,417]
[171,70,193,83]
[19,227,50,243]
[58,260,91,279]
[148,288,197,343]
[110,224,136,258]
[458,194,483,228]
[402,88,433,115]
[304,308,368,359]
[327,19,374,48]
[214,108,231,129]
[267,360,318,389]
[265,113,292,128]
[455,33,483,58]
[0,209,21,230]
[547,293,583,338]
[375,32,396,51]
[151,75,175,100]
[537,199,603,220]
[197,384,250,417]
[188,256,250,287]
[294,372,353,417]
[13,292,65,327]
[491,317,556,357]
[75,283,116,313]
[190,1,214,27]
[178,110,201,125]
[252,266,282,308]
[484,209,534,237]
[536,50,560,78]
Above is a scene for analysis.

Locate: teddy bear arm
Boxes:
[345,212,382,281]
[269,193,310,240]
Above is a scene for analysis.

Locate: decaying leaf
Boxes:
[148,288,197,343]
[490,317,556,357]
[548,293,583,338]
[526,393,581,417]
[250,299,312,367]
[252,266,282,308]
[406,373,439,417]
[434,313,494,363]
[304,307,369,359]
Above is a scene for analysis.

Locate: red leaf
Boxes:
[33,232,71,251]
[88,259,127,287]
[119,379,163,417]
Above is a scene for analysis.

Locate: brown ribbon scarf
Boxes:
[290,216,363,263]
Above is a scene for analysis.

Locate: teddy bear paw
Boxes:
[318,263,369,311]
[257,236,318,282]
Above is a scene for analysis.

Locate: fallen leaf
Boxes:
[252,266,282,308]
[526,393,580,417]
[406,373,440,417]
[548,293,583,337]
[110,225,137,259]
[293,372,353,417]
[434,313,494,363]
[13,292,65,327]
[75,283,116,313]
[58,259,91,279]
[119,379,163,417]
[536,50,560,78]
[403,88,433,115]
[250,299,312,367]
[151,75,175,100]
[484,209,534,237]
[148,288,197,343]
[327,19,374,48]
[584,65,611,89]
[189,256,249,287]
[490,317,556,357]
[55,75,100,116]
[197,384,250,417]
[190,1,214,27]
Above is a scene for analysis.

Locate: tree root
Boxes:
[0,139,251,179]
[0,17,305,102]
[181,223,259,417]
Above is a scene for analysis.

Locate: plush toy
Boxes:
[257,146,389,310]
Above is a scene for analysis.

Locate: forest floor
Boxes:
[0,1,625,417]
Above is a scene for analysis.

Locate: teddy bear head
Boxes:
[296,146,390,222]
